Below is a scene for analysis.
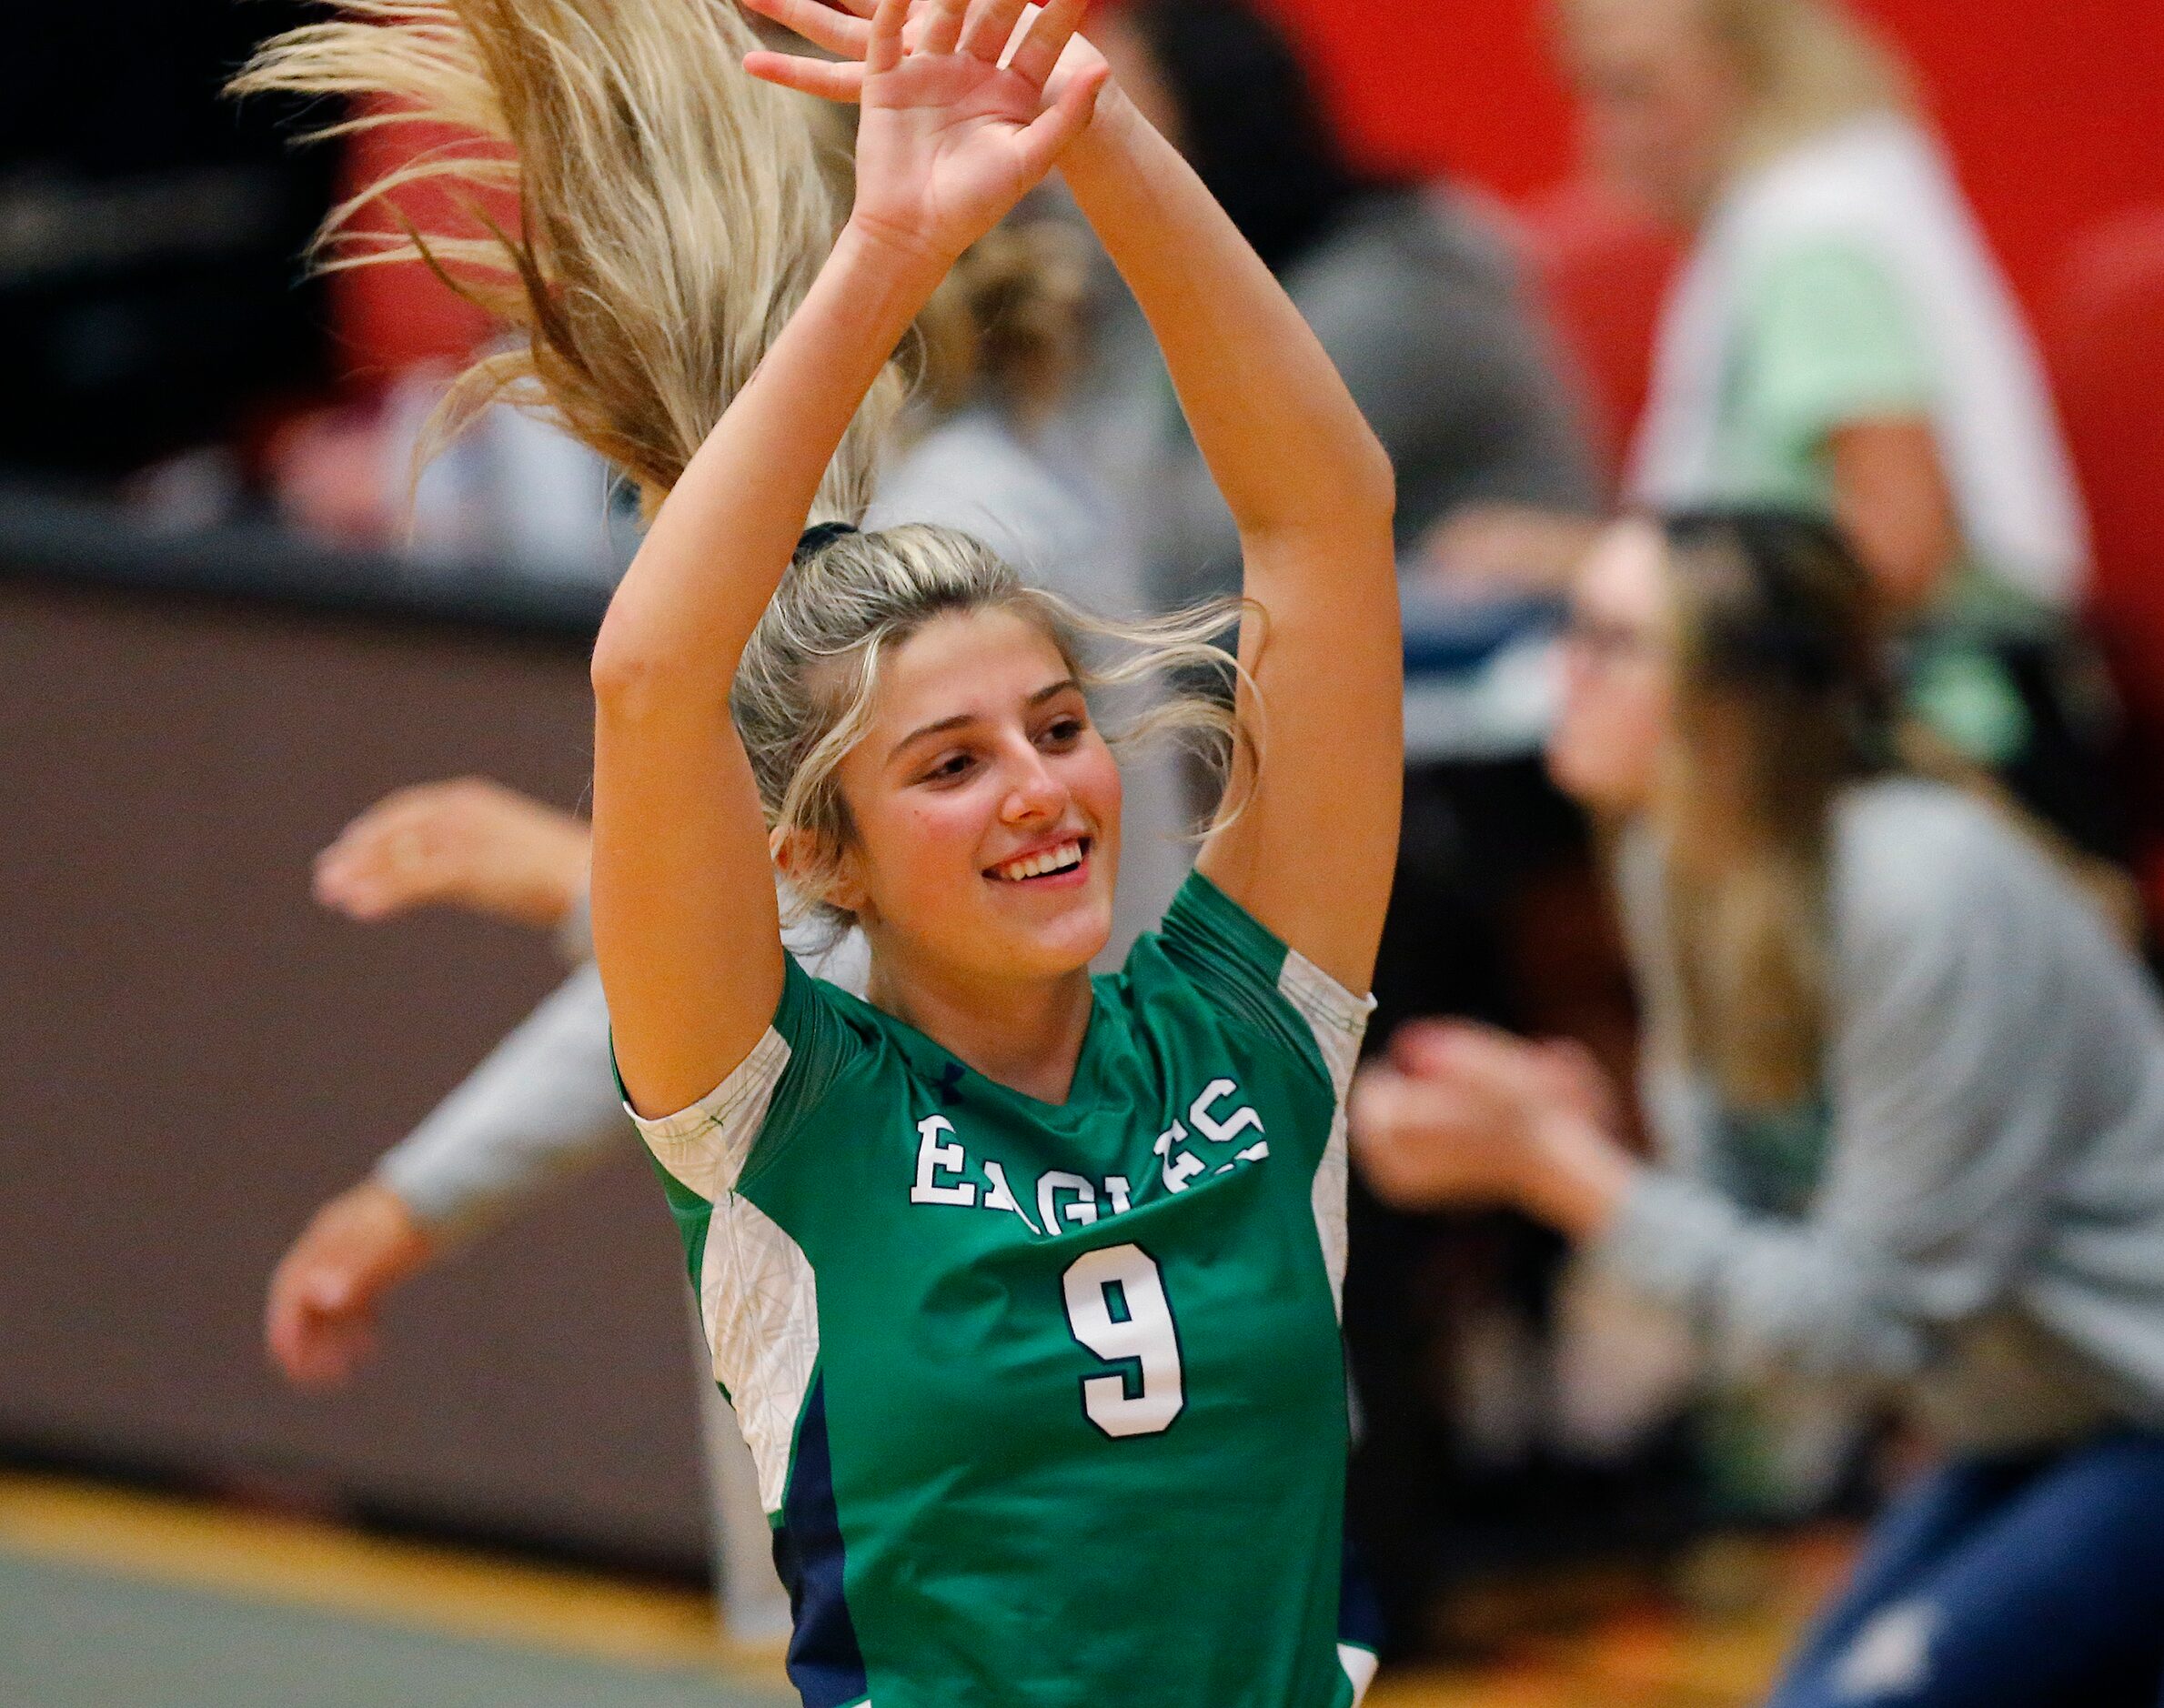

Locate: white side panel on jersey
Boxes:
[1278,948,1374,1321]
[1339,1643,1380,1704]
[629,1027,820,1516]
[700,1191,820,1514]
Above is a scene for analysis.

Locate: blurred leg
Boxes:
[1768,1458,2009,1695]
[1769,1434,2164,1708]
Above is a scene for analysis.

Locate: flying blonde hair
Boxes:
[236,0,1258,922]
[231,0,895,522]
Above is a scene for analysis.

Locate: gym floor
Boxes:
[0,1471,1848,1708]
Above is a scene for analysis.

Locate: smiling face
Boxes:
[820,606,1122,990]
[1546,519,1676,817]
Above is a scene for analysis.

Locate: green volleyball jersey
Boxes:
[632,873,1377,1708]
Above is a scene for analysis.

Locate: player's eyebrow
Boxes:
[890,678,1082,762]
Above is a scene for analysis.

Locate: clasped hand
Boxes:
[1350,1020,1625,1213]
[744,0,1112,266]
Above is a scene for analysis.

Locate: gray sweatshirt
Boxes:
[376,913,867,1241]
[1596,778,2164,1452]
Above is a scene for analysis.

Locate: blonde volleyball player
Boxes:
[242,1,1399,1701]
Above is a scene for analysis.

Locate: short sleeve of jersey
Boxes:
[619,955,874,1202]
[1155,872,1376,1101]
[1737,239,1935,451]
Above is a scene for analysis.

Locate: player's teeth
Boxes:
[997,841,1082,881]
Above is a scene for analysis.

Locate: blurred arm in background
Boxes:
[267,778,870,1388]
[266,781,619,1389]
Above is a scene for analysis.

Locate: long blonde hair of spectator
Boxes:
[1654,509,2133,1112]
[230,0,896,524]
[1654,510,1874,1111]
[1556,0,1917,173]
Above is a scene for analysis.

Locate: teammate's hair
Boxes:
[1651,508,1887,1111]
[236,0,1258,929]
[1650,507,2129,1112]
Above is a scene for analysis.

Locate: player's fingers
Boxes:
[865,0,910,75]
[957,0,1027,63]
[321,790,441,862]
[740,0,873,55]
[315,816,442,908]
[1006,0,1082,88]
[317,803,402,864]
[916,0,968,57]
[744,50,868,103]
[1012,59,1105,175]
[267,1289,334,1385]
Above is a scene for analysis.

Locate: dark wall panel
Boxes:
[0,578,709,1570]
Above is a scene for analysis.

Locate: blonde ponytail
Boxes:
[231,0,900,518]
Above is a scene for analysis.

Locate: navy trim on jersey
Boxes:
[771,1377,870,1708]
[1338,1528,1385,1656]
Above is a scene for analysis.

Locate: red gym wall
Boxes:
[1271,0,2164,318]
[334,3,2163,377]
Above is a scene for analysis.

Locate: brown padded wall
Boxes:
[0,578,709,1570]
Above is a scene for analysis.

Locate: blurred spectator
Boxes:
[1552,0,2120,854]
[1080,0,1604,608]
[1355,510,2164,1706]
[268,360,640,587]
[1555,0,2080,608]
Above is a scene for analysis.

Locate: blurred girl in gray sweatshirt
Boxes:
[1354,508,2164,1708]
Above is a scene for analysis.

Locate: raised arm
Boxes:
[743,0,1400,993]
[1059,91,1400,994]
[593,0,1106,1118]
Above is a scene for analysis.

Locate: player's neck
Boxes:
[866,956,1096,1107]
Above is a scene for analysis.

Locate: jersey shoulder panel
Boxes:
[626,955,884,1205]
[1148,871,1375,1100]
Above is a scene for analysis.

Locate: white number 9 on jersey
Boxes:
[1062,1243,1185,1439]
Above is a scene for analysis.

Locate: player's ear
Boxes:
[771,825,869,916]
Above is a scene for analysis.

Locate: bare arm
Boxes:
[744,0,1400,992]
[1057,99,1401,994]
[593,0,1105,1118]
[1828,416,1958,613]
[591,230,934,1118]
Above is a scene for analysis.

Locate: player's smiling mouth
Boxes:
[986,837,1091,884]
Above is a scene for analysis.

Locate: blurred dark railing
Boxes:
[0,482,610,637]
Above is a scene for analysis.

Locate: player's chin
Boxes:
[977,884,1113,974]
